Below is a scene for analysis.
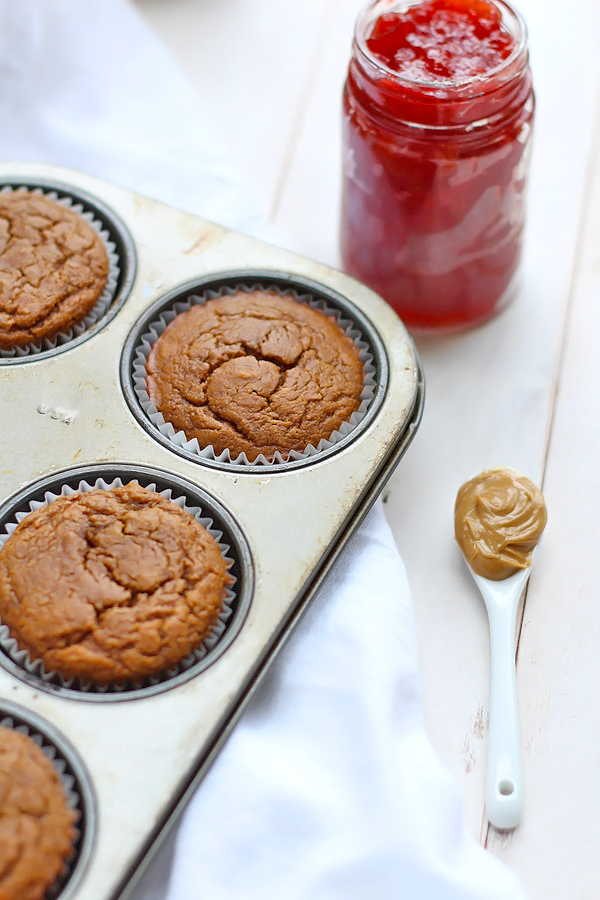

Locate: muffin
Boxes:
[0,189,109,349]
[0,726,77,900]
[0,483,231,685]
[145,290,365,462]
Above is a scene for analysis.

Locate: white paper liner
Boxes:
[0,185,121,358]
[131,283,378,466]
[0,712,82,897]
[0,477,237,694]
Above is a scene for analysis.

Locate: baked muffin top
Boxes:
[0,483,231,685]
[0,190,109,349]
[145,290,365,462]
[0,726,77,900]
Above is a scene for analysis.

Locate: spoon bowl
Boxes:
[468,562,533,831]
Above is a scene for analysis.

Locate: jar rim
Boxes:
[354,0,529,95]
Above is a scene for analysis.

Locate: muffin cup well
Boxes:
[0,467,252,699]
[0,700,95,899]
[122,272,386,471]
[0,180,136,361]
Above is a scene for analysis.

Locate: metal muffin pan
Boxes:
[0,161,424,900]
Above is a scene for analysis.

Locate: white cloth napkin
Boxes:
[0,3,527,898]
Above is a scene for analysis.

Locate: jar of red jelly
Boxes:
[341,0,534,332]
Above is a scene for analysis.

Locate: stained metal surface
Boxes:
[0,162,424,900]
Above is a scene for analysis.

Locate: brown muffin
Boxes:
[0,189,109,349]
[0,483,231,686]
[145,290,365,462]
[0,726,77,900]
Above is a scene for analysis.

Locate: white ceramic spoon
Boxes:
[468,562,533,831]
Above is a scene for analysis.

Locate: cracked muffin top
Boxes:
[0,726,77,900]
[0,483,231,686]
[145,290,365,462]
[0,189,109,349]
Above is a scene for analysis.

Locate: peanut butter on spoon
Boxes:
[454,467,547,581]
[455,467,547,830]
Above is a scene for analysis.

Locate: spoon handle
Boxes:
[485,593,524,830]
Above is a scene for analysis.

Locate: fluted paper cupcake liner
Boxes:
[0,709,86,899]
[0,477,237,695]
[131,282,377,467]
[0,185,121,358]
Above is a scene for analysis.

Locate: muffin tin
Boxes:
[0,161,424,899]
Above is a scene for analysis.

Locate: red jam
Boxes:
[341,0,534,332]
[367,0,514,82]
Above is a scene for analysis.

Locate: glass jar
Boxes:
[340,0,535,333]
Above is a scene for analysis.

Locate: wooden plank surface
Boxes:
[133,0,600,894]
[486,75,600,900]
[383,0,600,844]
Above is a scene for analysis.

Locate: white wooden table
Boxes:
[133,1,600,896]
